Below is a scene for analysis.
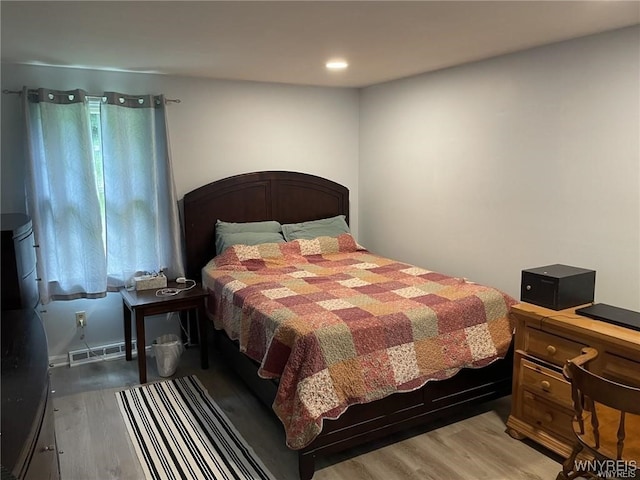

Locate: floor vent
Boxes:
[68,340,137,367]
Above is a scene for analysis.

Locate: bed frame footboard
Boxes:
[215,328,513,480]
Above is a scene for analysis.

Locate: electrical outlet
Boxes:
[76,311,87,328]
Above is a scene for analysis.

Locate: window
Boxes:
[24,89,184,303]
[89,98,106,249]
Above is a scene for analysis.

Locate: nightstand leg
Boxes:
[123,302,132,361]
[135,311,147,383]
[198,302,209,369]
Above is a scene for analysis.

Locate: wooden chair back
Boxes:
[564,347,640,462]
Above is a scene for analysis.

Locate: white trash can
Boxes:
[152,334,184,377]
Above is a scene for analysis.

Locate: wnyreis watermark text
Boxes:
[574,459,637,478]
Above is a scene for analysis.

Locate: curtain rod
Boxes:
[2,89,181,104]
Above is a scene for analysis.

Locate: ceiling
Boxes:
[1,1,639,88]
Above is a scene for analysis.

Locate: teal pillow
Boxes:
[281,215,350,241]
[215,219,282,234]
[215,231,285,255]
[215,220,284,255]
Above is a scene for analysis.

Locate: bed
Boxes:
[183,170,515,480]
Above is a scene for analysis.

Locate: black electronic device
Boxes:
[575,303,640,332]
[521,264,595,310]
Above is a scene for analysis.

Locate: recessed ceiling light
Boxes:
[326,60,348,70]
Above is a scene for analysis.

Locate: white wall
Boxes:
[359,26,640,310]
[1,65,360,360]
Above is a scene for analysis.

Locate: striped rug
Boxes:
[116,376,275,480]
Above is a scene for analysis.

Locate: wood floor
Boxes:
[51,346,563,480]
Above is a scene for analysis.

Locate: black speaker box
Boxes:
[521,264,595,311]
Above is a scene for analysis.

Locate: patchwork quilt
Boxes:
[202,234,516,449]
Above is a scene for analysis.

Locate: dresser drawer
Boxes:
[522,390,574,441]
[601,352,640,388]
[15,228,36,280]
[521,358,572,408]
[524,327,585,366]
[24,387,59,480]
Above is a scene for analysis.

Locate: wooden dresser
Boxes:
[506,302,640,458]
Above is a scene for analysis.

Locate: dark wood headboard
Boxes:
[182,171,349,279]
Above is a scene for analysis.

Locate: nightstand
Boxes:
[120,282,209,383]
[506,303,640,457]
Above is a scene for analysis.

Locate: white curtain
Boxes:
[101,92,183,285]
[24,88,107,301]
[23,88,184,303]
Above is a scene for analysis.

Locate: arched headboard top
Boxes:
[183,171,349,279]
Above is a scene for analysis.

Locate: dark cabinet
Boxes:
[1,214,59,480]
[1,213,39,311]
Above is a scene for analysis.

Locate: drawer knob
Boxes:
[42,445,55,452]
[543,412,553,423]
[546,345,557,356]
[540,380,551,391]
